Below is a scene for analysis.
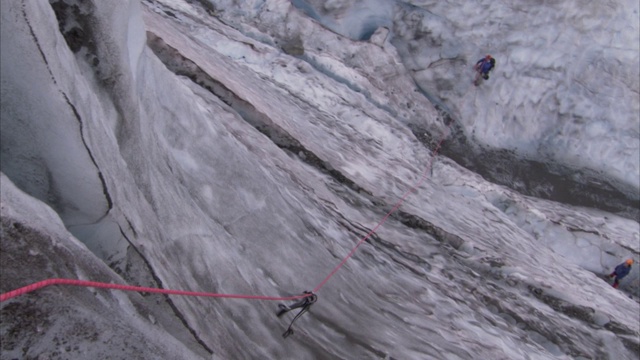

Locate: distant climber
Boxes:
[474,55,496,86]
[609,259,633,288]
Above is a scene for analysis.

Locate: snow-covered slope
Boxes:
[0,174,206,359]
[1,0,638,359]
[289,0,640,218]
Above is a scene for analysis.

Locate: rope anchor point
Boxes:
[276,291,317,338]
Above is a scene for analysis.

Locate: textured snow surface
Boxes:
[1,0,638,359]
[293,0,640,191]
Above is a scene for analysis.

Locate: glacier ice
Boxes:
[1,0,638,359]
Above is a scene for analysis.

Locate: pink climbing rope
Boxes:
[313,132,449,292]
[0,278,309,302]
[0,123,451,303]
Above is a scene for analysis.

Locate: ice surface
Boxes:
[1,0,638,359]
[0,174,206,359]
[294,0,640,194]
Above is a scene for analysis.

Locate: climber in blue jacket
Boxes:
[473,55,496,86]
[475,55,495,79]
[609,259,633,288]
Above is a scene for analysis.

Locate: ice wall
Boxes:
[288,0,640,216]
[396,0,640,188]
[1,0,638,358]
[0,174,205,359]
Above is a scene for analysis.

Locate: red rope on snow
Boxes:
[312,131,449,293]
[0,278,309,302]
[0,123,452,303]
